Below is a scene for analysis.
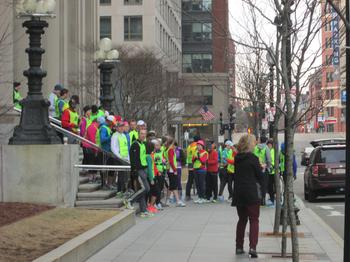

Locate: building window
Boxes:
[124,16,143,41]
[100,0,111,4]
[326,72,333,82]
[183,23,212,42]
[325,37,332,49]
[325,55,332,66]
[185,85,213,105]
[182,0,212,12]
[182,53,212,73]
[326,107,334,116]
[326,124,334,132]
[326,89,335,99]
[325,20,332,31]
[100,16,111,39]
[124,0,142,4]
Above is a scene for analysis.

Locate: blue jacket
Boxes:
[100,124,111,152]
[124,131,131,150]
[222,148,230,165]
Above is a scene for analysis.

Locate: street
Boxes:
[291,132,345,240]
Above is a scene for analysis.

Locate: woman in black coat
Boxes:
[232,134,263,258]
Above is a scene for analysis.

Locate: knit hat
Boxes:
[225,140,234,147]
[97,116,105,124]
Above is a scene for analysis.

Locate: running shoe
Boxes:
[218,195,224,202]
[155,203,163,210]
[140,212,154,218]
[176,201,186,207]
[147,206,158,214]
[212,199,217,203]
[203,199,210,203]
[123,200,134,210]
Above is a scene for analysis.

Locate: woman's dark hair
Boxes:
[91,105,98,114]
[13,82,21,88]
[83,105,91,114]
[60,88,69,97]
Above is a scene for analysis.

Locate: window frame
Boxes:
[124,16,143,41]
[124,0,142,5]
[99,16,112,39]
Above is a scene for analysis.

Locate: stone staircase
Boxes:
[75,175,124,209]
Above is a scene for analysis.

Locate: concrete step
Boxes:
[79,176,90,185]
[75,198,124,209]
[77,190,117,201]
[78,183,100,193]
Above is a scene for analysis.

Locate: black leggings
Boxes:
[268,174,275,202]
[206,172,218,200]
[186,169,195,197]
[219,168,234,199]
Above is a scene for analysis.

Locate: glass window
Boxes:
[325,20,332,31]
[124,16,142,41]
[100,0,111,4]
[325,37,332,48]
[202,23,212,40]
[320,148,345,163]
[183,54,192,73]
[202,85,213,105]
[326,72,333,82]
[202,0,212,11]
[326,106,334,116]
[325,55,332,66]
[182,54,213,73]
[124,0,142,5]
[100,16,111,39]
[202,54,212,72]
[192,0,201,11]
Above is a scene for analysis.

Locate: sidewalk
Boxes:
[87,199,343,262]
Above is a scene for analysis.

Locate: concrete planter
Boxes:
[34,209,135,262]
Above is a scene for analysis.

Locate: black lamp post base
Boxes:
[9,97,61,145]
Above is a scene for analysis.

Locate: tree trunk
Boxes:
[273,127,282,234]
[285,125,299,262]
[281,175,288,257]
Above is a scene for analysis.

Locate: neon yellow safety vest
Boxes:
[227,151,235,174]
[154,151,165,172]
[69,109,79,133]
[118,133,129,158]
[55,99,68,119]
[95,125,111,147]
[13,90,22,109]
[137,141,147,166]
[129,130,138,143]
[186,142,197,165]
[253,146,267,165]
[165,147,177,171]
[193,151,208,169]
[280,152,285,173]
[270,148,275,175]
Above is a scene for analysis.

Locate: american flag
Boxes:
[199,105,215,121]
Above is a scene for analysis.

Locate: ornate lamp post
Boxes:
[9,0,60,145]
[94,38,119,112]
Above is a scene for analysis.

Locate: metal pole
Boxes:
[269,65,274,139]
[99,62,115,112]
[344,0,350,260]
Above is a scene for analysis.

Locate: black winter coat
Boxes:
[232,152,263,207]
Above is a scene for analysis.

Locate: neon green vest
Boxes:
[118,133,129,158]
[154,151,165,172]
[280,152,285,173]
[136,141,147,166]
[95,125,111,147]
[69,109,79,133]
[129,130,138,142]
[186,142,197,165]
[253,146,267,165]
[55,99,68,119]
[227,151,235,174]
[270,148,275,175]
[13,90,22,109]
[165,147,177,171]
[193,151,208,169]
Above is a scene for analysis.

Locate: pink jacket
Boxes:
[83,122,98,151]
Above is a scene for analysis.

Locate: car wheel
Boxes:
[304,184,309,201]
[308,189,317,203]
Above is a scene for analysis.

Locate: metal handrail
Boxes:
[13,107,130,165]
[74,164,131,171]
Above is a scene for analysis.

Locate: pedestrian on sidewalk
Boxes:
[253,136,271,206]
[233,134,263,258]
[218,140,233,201]
[48,84,63,118]
[164,137,186,207]
[126,129,153,218]
[185,136,200,201]
[13,81,23,110]
[152,139,166,210]
[175,141,185,199]
[193,140,209,204]
[206,141,219,202]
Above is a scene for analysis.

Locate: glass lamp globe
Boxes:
[99,38,112,52]
[106,49,119,60]
[44,0,56,13]
[36,0,47,14]
[24,0,37,14]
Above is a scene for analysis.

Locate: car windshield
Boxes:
[319,148,345,163]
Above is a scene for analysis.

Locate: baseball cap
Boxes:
[97,116,105,124]
[54,84,63,91]
[197,140,205,147]
[106,115,115,122]
[225,140,234,147]
[137,120,146,126]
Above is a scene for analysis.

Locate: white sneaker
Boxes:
[156,203,163,210]
[203,199,210,203]
[176,201,186,207]
[194,198,201,204]
[218,195,224,202]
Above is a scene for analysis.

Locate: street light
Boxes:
[266,46,275,139]
[94,38,119,112]
[9,0,61,145]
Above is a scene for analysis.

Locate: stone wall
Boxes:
[0,144,79,207]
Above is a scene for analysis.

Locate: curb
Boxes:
[33,209,135,262]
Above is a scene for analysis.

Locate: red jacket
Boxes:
[207,150,219,173]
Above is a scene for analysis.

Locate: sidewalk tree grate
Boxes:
[258,252,329,260]
[257,232,312,238]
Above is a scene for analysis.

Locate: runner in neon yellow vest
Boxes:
[13,82,22,110]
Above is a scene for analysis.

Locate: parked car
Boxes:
[300,147,314,166]
[303,138,346,202]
